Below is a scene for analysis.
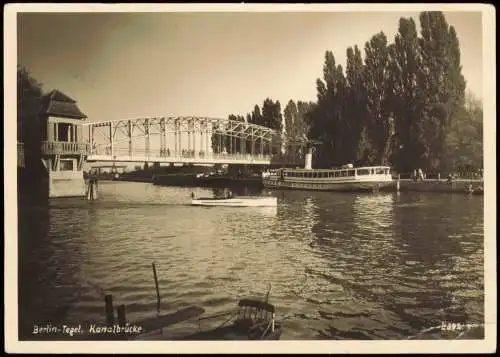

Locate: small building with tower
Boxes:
[39,90,89,198]
[18,89,90,199]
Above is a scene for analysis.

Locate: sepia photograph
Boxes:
[5,3,496,354]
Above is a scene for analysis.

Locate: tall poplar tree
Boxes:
[387,17,423,173]
[364,32,392,164]
[418,11,467,170]
[345,45,368,164]
[283,100,298,139]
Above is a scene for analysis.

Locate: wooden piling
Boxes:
[117,304,126,325]
[104,294,115,325]
[87,179,98,200]
[152,262,161,314]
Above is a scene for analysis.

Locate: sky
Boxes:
[17,10,484,123]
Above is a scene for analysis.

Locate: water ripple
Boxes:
[18,183,485,340]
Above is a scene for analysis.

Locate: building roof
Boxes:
[41,89,87,120]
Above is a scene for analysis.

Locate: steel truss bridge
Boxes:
[84,116,306,166]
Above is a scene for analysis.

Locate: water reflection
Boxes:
[19,199,91,339]
[18,183,484,340]
[310,192,484,339]
[18,203,50,339]
[393,194,484,333]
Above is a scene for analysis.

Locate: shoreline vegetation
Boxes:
[209,11,483,178]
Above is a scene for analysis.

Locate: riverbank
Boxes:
[84,168,484,195]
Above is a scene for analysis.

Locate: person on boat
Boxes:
[418,168,424,181]
[226,190,233,199]
[191,192,195,199]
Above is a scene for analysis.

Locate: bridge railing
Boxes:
[87,147,304,165]
[41,141,90,155]
[89,147,273,161]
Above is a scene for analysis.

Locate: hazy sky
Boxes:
[17,10,483,122]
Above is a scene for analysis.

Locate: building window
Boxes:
[57,123,75,142]
[60,159,74,171]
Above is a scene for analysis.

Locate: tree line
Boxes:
[216,11,483,174]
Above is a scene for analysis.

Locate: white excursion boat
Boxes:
[191,196,277,207]
[262,165,394,192]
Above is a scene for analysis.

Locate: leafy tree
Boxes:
[211,120,228,154]
[17,67,44,171]
[260,98,283,154]
[296,101,314,140]
[308,51,348,167]
[283,100,298,139]
[261,98,283,132]
[219,11,473,173]
[387,17,424,173]
[417,12,467,170]
[247,105,263,154]
[249,104,262,125]
[345,45,369,164]
[442,91,483,173]
[283,100,315,159]
[18,66,43,142]
[363,33,392,164]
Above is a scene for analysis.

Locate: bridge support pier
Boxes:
[41,150,87,198]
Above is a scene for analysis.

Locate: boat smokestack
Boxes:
[304,147,313,170]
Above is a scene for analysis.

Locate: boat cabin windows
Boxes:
[356,168,371,176]
[283,169,359,178]
[355,167,391,176]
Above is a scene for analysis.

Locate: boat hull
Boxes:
[191,196,277,207]
[262,178,395,192]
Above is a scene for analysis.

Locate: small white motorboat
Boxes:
[191,196,277,207]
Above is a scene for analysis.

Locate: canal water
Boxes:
[18,181,485,340]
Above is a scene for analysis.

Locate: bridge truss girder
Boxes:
[84,116,284,159]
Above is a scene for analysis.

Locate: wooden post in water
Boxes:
[87,179,98,200]
[93,179,98,199]
[104,294,115,325]
[86,180,91,200]
[117,304,126,325]
[152,262,161,314]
